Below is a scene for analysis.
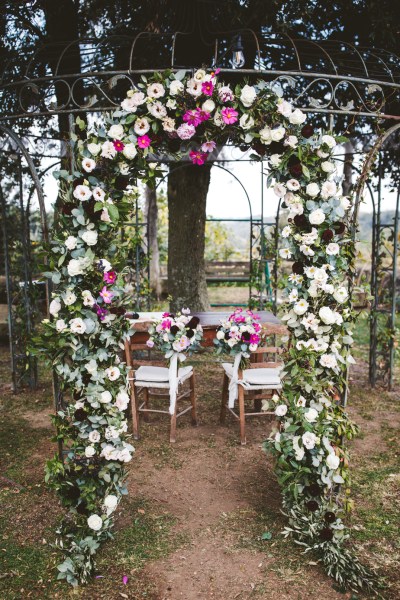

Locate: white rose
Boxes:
[240,84,257,107]
[63,291,77,306]
[273,183,286,197]
[87,143,101,156]
[202,99,215,112]
[306,183,320,197]
[108,124,124,139]
[101,141,117,159]
[333,286,348,303]
[115,390,130,411]
[49,298,62,316]
[69,318,86,334]
[287,179,300,191]
[120,97,137,112]
[259,126,272,145]
[276,99,292,117]
[319,353,338,369]
[87,514,103,531]
[67,259,84,277]
[85,445,96,458]
[293,299,309,315]
[216,330,225,340]
[193,69,206,81]
[321,161,335,173]
[319,306,336,324]
[289,108,306,125]
[270,153,282,167]
[302,431,317,449]
[304,408,318,423]
[104,494,118,515]
[326,452,340,470]
[56,319,67,332]
[340,197,351,211]
[89,430,101,443]
[129,91,146,105]
[309,209,325,225]
[321,134,336,148]
[81,229,98,246]
[313,268,328,285]
[239,113,255,130]
[321,181,337,199]
[284,135,298,148]
[169,79,184,95]
[275,404,288,417]
[105,366,120,381]
[82,157,96,173]
[100,390,112,403]
[65,235,78,250]
[271,126,285,141]
[326,243,339,256]
[122,143,137,160]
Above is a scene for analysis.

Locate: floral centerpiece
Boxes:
[213,308,262,407]
[146,309,203,414]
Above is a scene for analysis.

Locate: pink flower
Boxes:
[201,80,214,96]
[146,339,154,348]
[137,135,151,148]
[176,123,196,140]
[162,312,171,317]
[189,150,208,166]
[201,140,216,153]
[195,108,211,123]
[103,271,117,284]
[161,318,172,330]
[218,85,234,103]
[183,110,202,127]
[99,286,114,304]
[250,334,260,345]
[221,107,238,124]
[113,140,124,152]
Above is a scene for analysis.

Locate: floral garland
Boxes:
[40,67,374,590]
[146,309,203,358]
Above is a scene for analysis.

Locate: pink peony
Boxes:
[183,110,202,127]
[137,135,151,148]
[189,150,208,165]
[201,80,214,96]
[176,123,196,140]
[113,140,124,152]
[221,107,238,124]
[195,108,211,123]
[99,286,114,304]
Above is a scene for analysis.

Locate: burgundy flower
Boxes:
[186,329,194,339]
[114,175,129,190]
[64,485,81,501]
[322,229,334,242]
[110,306,126,316]
[294,214,308,229]
[324,511,336,523]
[306,500,319,512]
[269,141,285,155]
[83,198,102,221]
[292,262,304,275]
[61,202,76,216]
[319,527,334,542]
[301,124,314,139]
[290,162,302,177]
[187,316,200,328]
[72,176,85,187]
[170,325,179,335]
[334,222,346,235]
[74,408,87,422]
[252,141,267,156]
[241,331,251,342]
[76,502,89,515]
[307,483,322,497]
[82,373,92,385]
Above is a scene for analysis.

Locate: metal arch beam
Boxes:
[0,125,49,244]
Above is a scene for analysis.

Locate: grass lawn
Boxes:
[0,310,399,599]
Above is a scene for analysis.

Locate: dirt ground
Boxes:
[0,346,399,600]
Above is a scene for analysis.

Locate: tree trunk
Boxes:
[144,185,161,299]
[342,140,354,196]
[167,163,211,312]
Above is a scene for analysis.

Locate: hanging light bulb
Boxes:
[231,34,245,68]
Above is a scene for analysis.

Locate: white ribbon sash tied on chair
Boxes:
[228,352,243,408]
[168,352,186,415]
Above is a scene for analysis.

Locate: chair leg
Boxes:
[189,373,197,426]
[142,387,150,422]
[130,384,140,440]
[170,402,178,443]
[238,384,246,445]
[220,373,229,424]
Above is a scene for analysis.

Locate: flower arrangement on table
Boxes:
[146,309,203,414]
[213,308,262,407]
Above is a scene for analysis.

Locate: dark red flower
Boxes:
[292,262,304,275]
[289,162,302,177]
[61,202,76,216]
[301,124,314,139]
[307,483,322,497]
[114,175,129,190]
[322,229,334,242]
[187,316,200,328]
[319,527,334,542]
[74,408,87,422]
[110,306,126,316]
[269,141,285,155]
[306,500,319,512]
[324,511,336,523]
[334,222,346,235]
[170,325,179,335]
[294,214,308,229]
[252,141,267,156]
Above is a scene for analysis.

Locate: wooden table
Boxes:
[126,311,287,346]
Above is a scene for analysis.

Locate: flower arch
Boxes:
[42,68,374,590]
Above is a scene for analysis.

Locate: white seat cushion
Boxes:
[222,363,281,386]
[135,365,193,382]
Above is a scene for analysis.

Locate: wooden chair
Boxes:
[219,344,284,445]
[124,339,197,443]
